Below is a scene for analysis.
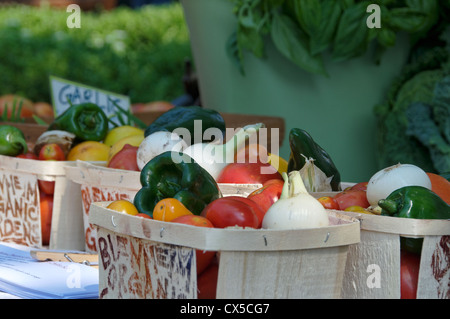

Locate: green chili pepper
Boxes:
[133,151,221,218]
[144,106,226,146]
[287,128,341,191]
[379,185,450,254]
[0,125,28,156]
[48,103,109,142]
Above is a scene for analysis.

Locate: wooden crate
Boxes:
[337,211,450,299]
[89,201,360,299]
[65,161,263,252]
[0,155,90,250]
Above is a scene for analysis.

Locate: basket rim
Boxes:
[89,201,361,252]
[337,210,450,237]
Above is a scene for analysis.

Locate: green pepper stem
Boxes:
[378,199,398,216]
[12,137,28,155]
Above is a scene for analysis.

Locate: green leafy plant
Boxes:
[374,25,450,174]
[227,0,449,76]
[108,98,147,129]
[0,3,192,104]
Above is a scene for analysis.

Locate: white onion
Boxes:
[182,123,264,180]
[366,163,432,206]
[262,171,329,230]
[136,131,187,170]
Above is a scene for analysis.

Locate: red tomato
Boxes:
[317,196,340,210]
[334,189,370,210]
[107,144,140,171]
[225,196,265,228]
[197,258,219,299]
[40,193,53,246]
[171,215,214,228]
[202,197,259,229]
[217,162,283,184]
[38,180,55,195]
[349,182,368,191]
[38,143,65,161]
[33,102,54,119]
[171,215,216,275]
[401,250,421,299]
[17,152,38,160]
[247,179,283,214]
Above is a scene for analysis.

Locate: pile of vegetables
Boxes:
[4,101,449,299]
[227,0,449,76]
[316,162,450,299]
[0,101,147,245]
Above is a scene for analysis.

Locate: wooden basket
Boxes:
[337,211,450,299]
[89,202,360,299]
[65,161,139,252]
[65,161,264,252]
[0,155,93,250]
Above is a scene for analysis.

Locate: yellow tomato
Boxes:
[67,141,110,161]
[344,206,374,214]
[107,200,139,216]
[153,198,193,222]
[104,125,144,147]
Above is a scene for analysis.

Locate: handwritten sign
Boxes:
[0,171,41,247]
[80,185,134,252]
[97,228,197,299]
[49,76,131,127]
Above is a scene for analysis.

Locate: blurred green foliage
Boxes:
[0,3,192,103]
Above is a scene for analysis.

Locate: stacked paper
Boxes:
[0,243,98,299]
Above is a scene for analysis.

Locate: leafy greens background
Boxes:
[0,3,192,104]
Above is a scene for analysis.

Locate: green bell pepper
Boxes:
[133,151,221,217]
[0,125,28,156]
[48,103,109,142]
[379,185,450,254]
[144,106,226,146]
[287,128,341,191]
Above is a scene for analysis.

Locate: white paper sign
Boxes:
[49,76,131,126]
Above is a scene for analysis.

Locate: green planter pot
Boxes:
[181,0,410,182]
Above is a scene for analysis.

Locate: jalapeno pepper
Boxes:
[133,151,221,217]
[48,103,109,142]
